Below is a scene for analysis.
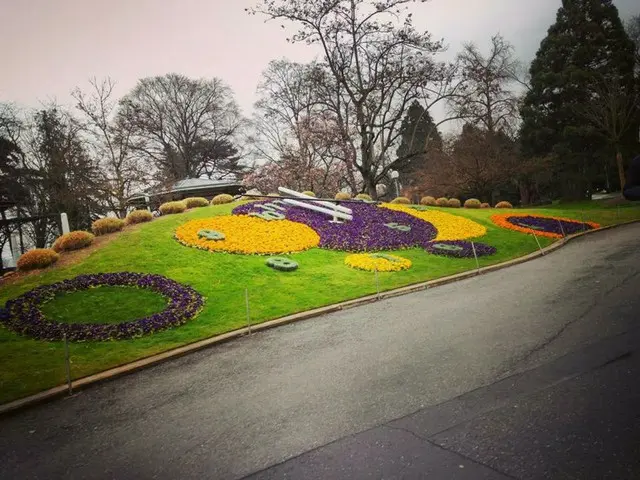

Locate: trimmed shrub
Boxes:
[52,231,94,252]
[355,193,372,201]
[463,198,481,209]
[391,196,411,204]
[159,201,187,215]
[301,191,316,197]
[420,196,437,206]
[211,194,234,205]
[184,197,209,208]
[125,209,153,225]
[436,197,449,207]
[447,198,462,208]
[480,203,491,209]
[92,217,125,236]
[335,192,351,200]
[495,201,514,209]
[17,249,59,271]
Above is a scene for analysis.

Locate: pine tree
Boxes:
[395,101,443,186]
[519,0,636,199]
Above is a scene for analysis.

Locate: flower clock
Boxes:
[1,273,204,342]
[491,213,600,238]
[424,240,496,258]
[345,253,412,272]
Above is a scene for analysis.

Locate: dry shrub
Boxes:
[436,197,449,207]
[184,197,209,208]
[480,203,491,208]
[17,249,59,271]
[335,192,351,200]
[420,196,437,206]
[125,210,153,225]
[391,197,411,204]
[52,231,94,252]
[495,201,514,209]
[463,198,481,209]
[447,198,462,208]
[211,194,234,205]
[92,217,125,236]
[159,201,187,215]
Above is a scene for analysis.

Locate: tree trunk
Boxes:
[616,151,626,192]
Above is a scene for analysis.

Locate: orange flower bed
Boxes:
[491,213,600,238]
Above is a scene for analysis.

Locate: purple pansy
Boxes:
[506,216,594,236]
[233,201,437,251]
[424,240,497,258]
[1,273,204,342]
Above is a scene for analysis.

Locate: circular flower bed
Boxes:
[1,273,204,342]
[491,214,600,238]
[424,240,497,258]
[233,201,436,252]
[383,203,487,241]
[176,215,320,254]
[345,253,412,272]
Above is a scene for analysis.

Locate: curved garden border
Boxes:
[1,273,204,342]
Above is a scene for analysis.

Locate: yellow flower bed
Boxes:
[345,253,412,272]
[175,216,320,255]
[381,203,487,241]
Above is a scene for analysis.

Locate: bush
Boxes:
[420,196,437,206]
[391,196,411,204]
[159,201,187,215]
[17,249,59,271]
[464,198,481,209]
[301,191,316,197]
[184,197,209,208]
[92,217,125,236]
[436,197,449,207]
[52,231,94,252]
[355,193,372,201]
[495,201,514,209]
[125,209,153,225]
[211,194,234,205]
[481,203,491,208]
[447,198,462,208]
[335,192,351,200]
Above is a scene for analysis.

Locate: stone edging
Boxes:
[1,219,638,416]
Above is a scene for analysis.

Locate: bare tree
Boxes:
[249,0,462,198]
[449,34,521,136]
[118,74,246,184]
[576,76,638,191]
[73,78,150,217]
[625,14,640,74]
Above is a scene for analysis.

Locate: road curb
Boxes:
[2,219,638,416]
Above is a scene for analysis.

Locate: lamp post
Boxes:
[390,170,400,198]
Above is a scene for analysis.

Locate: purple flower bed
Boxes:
[506,216,594,236]
[1,273,204,342]
[233,201,437,251]
[424,240,497,258]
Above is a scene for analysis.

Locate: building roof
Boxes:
[129,177,243,200]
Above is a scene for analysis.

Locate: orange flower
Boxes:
[491,213,600,238]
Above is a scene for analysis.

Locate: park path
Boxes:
[1,224,639,479]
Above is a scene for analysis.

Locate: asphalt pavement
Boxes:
[1,224,639,479]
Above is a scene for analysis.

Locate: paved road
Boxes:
[1,224,639,479]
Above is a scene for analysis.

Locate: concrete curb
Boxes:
[2,219,638,416]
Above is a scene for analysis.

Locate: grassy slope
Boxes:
[1,200,639,404]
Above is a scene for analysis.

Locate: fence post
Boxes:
[245,288,252,334]
[557,219,566,238]
[471,241,480,274]
[60,213,70,235]
[375,267,381,299]
[64,334,72,395]
[533,233,544,254]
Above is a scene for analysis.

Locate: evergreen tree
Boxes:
[395,101,443,186]
[520,0,636,199]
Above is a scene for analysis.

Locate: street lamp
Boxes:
[390,170,400,198]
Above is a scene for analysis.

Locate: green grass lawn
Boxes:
[1,199,639,405]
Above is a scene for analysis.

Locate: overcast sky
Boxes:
[1,0,637,125]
